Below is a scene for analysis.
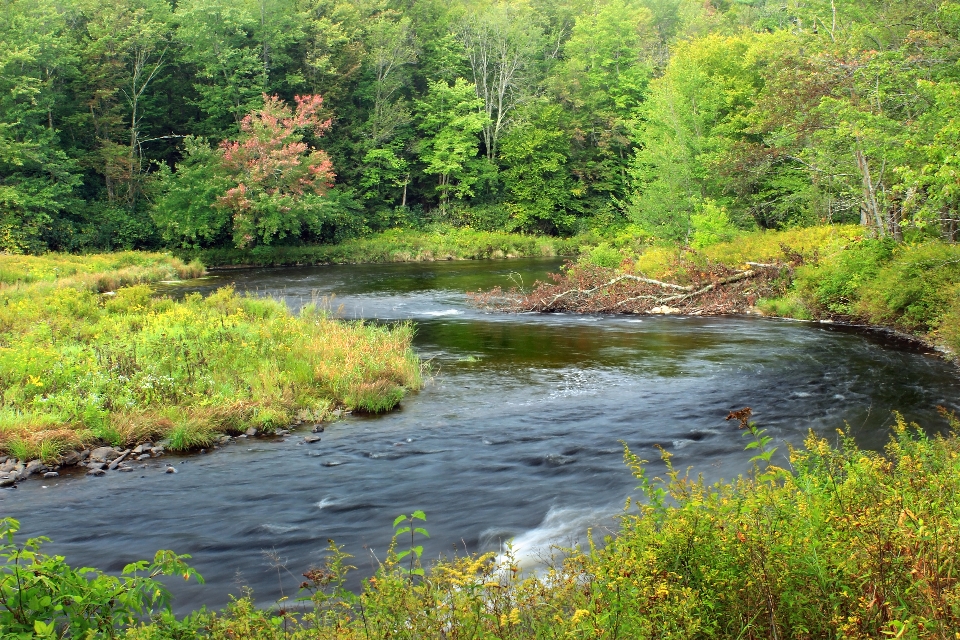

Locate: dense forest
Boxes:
[3,0,960,254]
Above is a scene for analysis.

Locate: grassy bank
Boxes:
[517,225,960,356]
[0,252,422,461]
[4,413,959,638]
[181,228,585,268]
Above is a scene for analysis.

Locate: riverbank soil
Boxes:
[0,252,421,470]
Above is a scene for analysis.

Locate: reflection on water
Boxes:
[3,258,959,612]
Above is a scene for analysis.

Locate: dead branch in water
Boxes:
[469,261,791,316]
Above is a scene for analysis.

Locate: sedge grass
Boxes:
[0,253,422,461]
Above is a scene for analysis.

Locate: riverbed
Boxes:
[3,257,959,612]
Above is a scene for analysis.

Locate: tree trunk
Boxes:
[854,145,885,237]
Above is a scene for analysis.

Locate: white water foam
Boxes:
[315,497,338,510]
[259,523,300,534]
[487,505,620,570]
[423,309,464,317]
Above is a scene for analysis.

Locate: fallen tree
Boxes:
[469,260,792,315]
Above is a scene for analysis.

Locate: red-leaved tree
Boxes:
[217,94,335,248]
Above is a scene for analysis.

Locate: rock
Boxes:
[245,427,257,437]
[199,449,206,454]
[24,460,42,476]
[78,449,90,461]
[90,446,120,463]
[312,425,325,433]
[137,454,150,461]
[236,434,247,439]
[86,462,106,471]
[43,472,59,479]
[152,445,164,455]
[87,468,106,477]
[0,456,7,464]
[649,305,681,315]
[0,477,15,487]
[164,466,177,474]
[60,451,81,466]
[276,429,289,436]
[304,435,321,443]
[0,459,14,473]
[132,445,145,454]
[118,466,133,472]
[107,450,131,470]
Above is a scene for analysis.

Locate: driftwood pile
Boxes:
[469,261,791,316]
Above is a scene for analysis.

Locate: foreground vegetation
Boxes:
[3,412,958,638]
[0,253,422,461]
[184,228,583,268]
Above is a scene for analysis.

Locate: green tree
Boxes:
[415,78,488,214]
[500,103,576,233]
[0,0,81,253]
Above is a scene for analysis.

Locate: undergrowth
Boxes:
[0,253,422,460]
[4,413,959,638]
[182,227,583,267]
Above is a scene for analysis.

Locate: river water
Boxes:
[3,258,959,612]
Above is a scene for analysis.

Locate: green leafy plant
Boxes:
[391,511,429,577]
[0,518,202,638]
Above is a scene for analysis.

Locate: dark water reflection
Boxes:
[3,258,959,612]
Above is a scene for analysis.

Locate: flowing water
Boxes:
[3,258,960,612]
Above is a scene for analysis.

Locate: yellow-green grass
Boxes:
[0,253,422,461]
[627,226,960,356]
[184,227,583,268]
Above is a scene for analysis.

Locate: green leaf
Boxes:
[411,510,426,521]
[414,527,430,538]
[393,515,407,528]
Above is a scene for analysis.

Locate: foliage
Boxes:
[0,252,422,459]
[216,95,335,248]
[0,517,201,638]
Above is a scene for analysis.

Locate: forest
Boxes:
[4,0,960,255]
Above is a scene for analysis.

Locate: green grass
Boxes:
[181,227,585,267]
[0,253,422,460]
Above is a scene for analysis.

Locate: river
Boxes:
[3,257,959,612]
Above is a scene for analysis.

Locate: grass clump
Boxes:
[0,253,422,460]
[182,227,583,267]
[6,414,960,638]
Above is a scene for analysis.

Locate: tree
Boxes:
[0,0,81,253]
[415,79,488,214]
[552,0,656,215]
[457,2,542,161]
[216,94,335,247]
[500,103,576,233]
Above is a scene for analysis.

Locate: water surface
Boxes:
[4,258,958,611]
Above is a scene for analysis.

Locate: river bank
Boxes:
[475,225,960,359]
[178,227,587,268]
[5,412,960,638]
[0,252,422,476]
